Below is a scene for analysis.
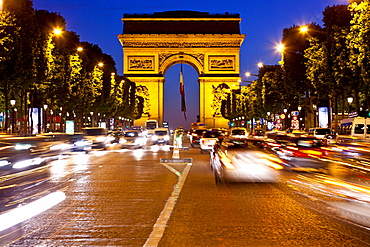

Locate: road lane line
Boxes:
[144,162,192,247]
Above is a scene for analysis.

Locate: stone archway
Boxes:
[118,10,245,128]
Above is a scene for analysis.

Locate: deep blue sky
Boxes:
[33,0,348,130]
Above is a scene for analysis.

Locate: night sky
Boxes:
[33,0,347,130]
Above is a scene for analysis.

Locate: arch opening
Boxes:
[164,63,199,130]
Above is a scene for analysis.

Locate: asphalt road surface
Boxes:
[1,139,370,246]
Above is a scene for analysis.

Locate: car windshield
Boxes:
[231,129,246,135]
[84,129,105,136]
[203,131,218,138]
[315,129,331,135]
[155,131,168,136]
[194,129,206,135]
[222,139,248,149]
[125,131,139,137]
[70,134,84,141]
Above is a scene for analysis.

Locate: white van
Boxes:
[308,127,334,139]
[152,127,170,144]
[340,117,370,139]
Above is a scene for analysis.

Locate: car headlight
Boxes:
[75,140,87,147]
[0,160,10,167]
[164,135,170,140]
[152,135,158,141]
[50,143,70,150]
[96,136,106,142]
[15,144,32,150]
[13,157,44,169]
[135,138,143,144]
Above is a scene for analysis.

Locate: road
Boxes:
[1,138,370,246]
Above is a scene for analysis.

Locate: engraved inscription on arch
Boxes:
[128,56,154,70]
[209,56,235,71]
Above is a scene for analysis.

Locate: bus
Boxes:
[145,120,158,136]
[339,117,370,139]
[191,122,206,130]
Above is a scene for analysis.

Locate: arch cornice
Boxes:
[118,34,245,48]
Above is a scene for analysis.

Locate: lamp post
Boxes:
[90,111,94,127]
[10,98,16,134]
[313,104,317,127]
[297,106,302,130]
[43,104,48,133]
[283,108,288,130]
[347,97,353,117]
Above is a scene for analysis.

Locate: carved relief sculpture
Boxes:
[128,56,154,70]
[209,56,235,70]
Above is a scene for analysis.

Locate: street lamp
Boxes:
[90,111,94,127]
[347,97,353,116]
[283,109,288,130]
[10,97,16,134]
[313,104,317,127]
[43,104,48,132]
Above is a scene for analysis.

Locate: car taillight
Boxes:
[219,152,235,169]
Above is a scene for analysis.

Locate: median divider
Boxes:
[160,158,193,163]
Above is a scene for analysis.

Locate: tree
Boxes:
[0,9,19,130]
[321,4,352,131]
[347,0,370,110]
[259,65,285,115]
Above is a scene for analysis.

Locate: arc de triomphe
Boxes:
[118,10,245,128]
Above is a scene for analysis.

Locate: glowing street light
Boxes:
[276,43,285,53]
[98,62,104,67]
[53,28,62,36]
[257,62,264,68]
[77,47,83,52]
[300,25,309,33]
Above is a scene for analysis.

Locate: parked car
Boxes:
[152,128,170,145]
[190,129,207,147]
[199,131,220,153]
[120,130,146,148]
[210,138,282,184]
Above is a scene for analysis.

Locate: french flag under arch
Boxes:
[180,63,187,121]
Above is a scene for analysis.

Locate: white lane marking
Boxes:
[144,163,192,247]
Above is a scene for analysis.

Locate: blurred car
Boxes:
[120,130,146,148]
[82,127,109,149]
[68,133,92,153]
[228,127,249,138]
[108,131,124,144]
[275,136,330,172]
[152,128,170,145]
[0,136,69,171]
[190,129,207,147]
[210,138,282,184]
[199,131,220,153]
[262,132,291,151]
[308,127,335,139]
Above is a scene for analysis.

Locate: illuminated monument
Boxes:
[118,10,245,128]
